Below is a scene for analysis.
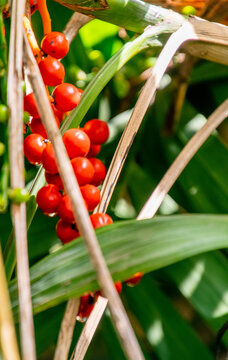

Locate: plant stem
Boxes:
[137,99,228,220]
[52,0,184,33]
[0,245,20,360]
[7,0,36,358]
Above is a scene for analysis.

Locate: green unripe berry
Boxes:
[0,104,9,123]
[8,188,30,204]
[88,50,105,68]
[182,5,196,16]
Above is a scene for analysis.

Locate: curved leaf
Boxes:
[9,214,228,317]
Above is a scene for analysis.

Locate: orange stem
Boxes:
[37,0,52,35]
[23,15,42,63]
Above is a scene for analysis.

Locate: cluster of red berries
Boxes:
[23,30,143,322]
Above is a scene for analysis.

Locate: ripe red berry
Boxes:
[39,56,65,86]
[30,116,60,139]
[42,142,58,174]
[51,103,64,122]
[77,293,95,323]
[52,83,81,112]
[41,32,69,59]
[62,128,90,159]
[24,93,39,118]
[90,213,113,229]
[83,119,109,145]
[80,184,101,211]
[57,195,75,223]
[87,144,101,158]
[56,219,79,244]
[95,281,122,298]
[125,272,143,287]
[71,157,95,186]
[89,158,106,186]
[24,134,46,164]
[45,172,63,191]
[36,184,62,214]
[115,281,122,294]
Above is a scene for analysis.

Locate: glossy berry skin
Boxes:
[45,172,63,191]
[89,158,106,186]
[51,103,64,122]
[24,134,46,164]
[56,219,79,244]
[36,184,62,214]
[41,32,69,59]
[24,93,39,118]
[83,119,109,145]
[57,195,75,223]
[80,184,101,211]
[87,144,101,158]
[39,56,65,86]
[62,129,90,159]
[90,213,113,229]
[42,142,58,174]
[30,116,60,139]
[77,293,95,323]
[71,157,94,186]
[52,83,81,112]
[125,272,143,287]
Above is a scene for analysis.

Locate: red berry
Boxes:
[95,281,122,299]
[80,184,101,211]
[42,142,58,174]
[83,119,109,145]
[71,157,94,186]
[36,184,61,214]
[39,56,65,86]
[41,32,69,59]
[45,172,63,191]
[89,158,106,186]
[51,103,64,122]
[56,219,79,244]
[57,195,75,223]
[30,116,60,138]
[115,281,122,294]
[90,213,113,229]
[52,83,81,112]
[62,128,90,159]
[24,93,39,118]
[87,144,101,158]
[77,293,95,323]
[125,272,143,287]
[24,134,46,164]
[30,0,38,14]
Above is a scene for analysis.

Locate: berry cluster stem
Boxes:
[24,30,145,360]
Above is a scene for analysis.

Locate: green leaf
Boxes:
[9,215,228,318]
[124,276,213,359]
[166,252,228,327]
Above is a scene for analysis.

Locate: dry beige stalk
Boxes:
[97,18,228,214]
[23,31,145,360]
[54,298,80,360]
[138,99,228,219]
[63,12,91,44]
[7,0,36,359]
[0,246,20,360]
[70,296,108,360]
